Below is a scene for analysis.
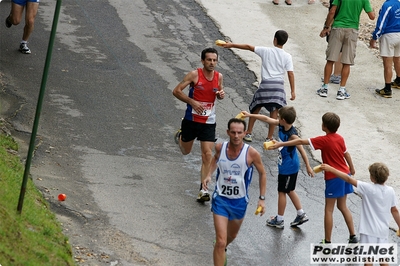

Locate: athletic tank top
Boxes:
[215,142,254,200]
[184,68,219,124]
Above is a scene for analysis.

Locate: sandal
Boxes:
[272,0,279,5]
[284,0,292,5]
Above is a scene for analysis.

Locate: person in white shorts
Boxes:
[321,163,400,249]
[370,0,400,98]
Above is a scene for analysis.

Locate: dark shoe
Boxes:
[272,0,279,5]
[174,129,181,144]
[266,216,284,229]
[329,74,341,84]
[375,88,392,98]
[285,0,292,5]
[348,235,359,244]
[290,213,309,227]
[391,80,400,89]
[5,15,12,28]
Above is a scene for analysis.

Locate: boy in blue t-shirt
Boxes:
[242,106,314,228]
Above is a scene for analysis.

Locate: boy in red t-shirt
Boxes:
[271,112,357,243]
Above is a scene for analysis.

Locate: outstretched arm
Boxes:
[221,42,255,52]
[271,138,309,149]
[320,164,358,187]
[241,111,279,125]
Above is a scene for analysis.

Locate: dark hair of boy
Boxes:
[278,106,296,124]
[274,30,288,46]
[322,112,340,133]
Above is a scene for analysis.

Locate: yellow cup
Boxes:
[313,165,322,173]
[397,229,400,236]
[263,141,274,150]
[255,206,262,215]
[235,112,244,120]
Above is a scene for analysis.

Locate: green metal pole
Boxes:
[17,0,62,214]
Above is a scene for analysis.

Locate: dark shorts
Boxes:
[250,103,282,114]
[180,119,216,142]
[277,173,298,193]
[325,177,354,198]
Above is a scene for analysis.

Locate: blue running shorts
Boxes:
[12,0,39,6]
[325,177,353,198]
[211,193,247,221]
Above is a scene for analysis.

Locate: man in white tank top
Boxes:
[202,118,267,266]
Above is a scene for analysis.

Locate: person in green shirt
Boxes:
[317,0,375,100]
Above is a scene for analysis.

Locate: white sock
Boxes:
[297,209,304,216]
[276,215,284,221]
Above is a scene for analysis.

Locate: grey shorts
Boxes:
[326,28,358,65]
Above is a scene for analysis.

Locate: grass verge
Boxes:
[0,126,75,265]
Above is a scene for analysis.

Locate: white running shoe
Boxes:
[317,86,328,97]
[19,42,31,54]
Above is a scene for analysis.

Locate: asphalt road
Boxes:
[1,0,399,265]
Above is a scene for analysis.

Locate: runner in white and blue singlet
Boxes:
[202,118,267,266]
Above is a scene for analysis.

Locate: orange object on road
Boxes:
[58,193,67,201]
